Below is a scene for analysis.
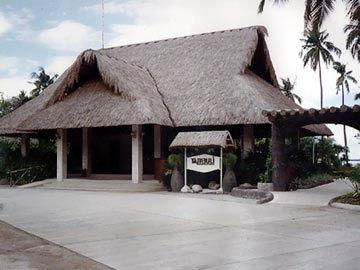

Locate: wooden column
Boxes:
[82,127,92,175]
[271,123,288,191]
[154,125,161,158]
[20,134,30,158]
[132,125,143,183]
[243,125,254,159]
[56,129,67,181]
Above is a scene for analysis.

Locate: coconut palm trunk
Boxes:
[318,60,324,108]
[341,84,349,165]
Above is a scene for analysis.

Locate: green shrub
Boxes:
[223,153,238,170]
[167,154,183,169]
[349,165,360,194]
[0,137,56,185]
[294,173,334,189]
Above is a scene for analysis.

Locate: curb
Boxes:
[17,179,53,188]
[328,197,360,212]
[329,201,360,212]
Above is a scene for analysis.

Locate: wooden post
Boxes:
[82,127,92,175]
[131,125,143,183]
[219,147,223,193]
[181,147,190,192]
[20,134,30,158]
[242,125,254,159]
[154,125,161,158]
[56,129,67,181]
[271,123,288,191]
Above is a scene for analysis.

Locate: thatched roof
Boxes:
[169,131,235,149]
[0,26,330,136]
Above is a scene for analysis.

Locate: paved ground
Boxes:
[271,179,353,206]
[0,220,113,270]
[0,182,359,269]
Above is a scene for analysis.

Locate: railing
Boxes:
[7,165,47,187]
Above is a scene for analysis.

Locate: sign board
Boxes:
[187,154,220,173]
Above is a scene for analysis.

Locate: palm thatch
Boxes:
[169,131,235,149]
[20,78,172,129]
[0,26,330,136]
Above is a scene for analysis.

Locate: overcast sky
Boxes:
[0,0,359,159]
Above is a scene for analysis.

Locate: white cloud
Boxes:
[0,76,33,98]
[38,20,101,52]
[0,8,34,37]
[46,56,75,74]
[0,12,12,35]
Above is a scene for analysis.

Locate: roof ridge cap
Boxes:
[99,26,267,51]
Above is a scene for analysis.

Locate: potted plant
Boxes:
[223,153,238,193]
[257,149,274,191]
[167,154,183,192]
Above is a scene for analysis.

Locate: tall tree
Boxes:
[0,91,31,117]
[344,19,360,62]
[300,28,341,108]
[279,77,302,104]
[333,61,357,164]
[29,67,58,98]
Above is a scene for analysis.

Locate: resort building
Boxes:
[0,26,331,183]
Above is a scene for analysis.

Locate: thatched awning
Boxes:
[169,131,235,149]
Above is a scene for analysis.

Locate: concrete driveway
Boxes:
[0,185,359,269]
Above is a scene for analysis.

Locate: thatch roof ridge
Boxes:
[101,26,268,52]
[169,130,235,149]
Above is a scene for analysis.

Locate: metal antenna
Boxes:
[101,0,105,48]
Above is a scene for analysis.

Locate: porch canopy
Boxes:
[262,105,360,191]
[169,130,235,150]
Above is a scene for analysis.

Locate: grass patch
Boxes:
[294,173,334,189]
[333,192,360,206]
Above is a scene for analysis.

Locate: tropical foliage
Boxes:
[279,77,302,104]
[29,67,58,98]
[333,61,357,164]
[0,91,31,117]
[300,28,341,108]
[258,0,360,61]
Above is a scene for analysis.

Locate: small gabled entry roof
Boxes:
[169,130,235,149]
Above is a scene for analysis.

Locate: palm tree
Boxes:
[29,67,58,98]
[344,20,360,62]
[258,1,360,59]
[300,28,341,108]
[333,61,357,165]
[279,77,302,104]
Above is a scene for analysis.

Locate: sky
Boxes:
[0,0,359,159]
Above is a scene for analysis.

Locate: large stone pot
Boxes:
[223,168,237,193]
[171,167,183,192]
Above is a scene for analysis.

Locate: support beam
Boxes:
[56,129,67,181]
[131,125,143,183]
[154,125,161,158]
[242,125,254,159]
[20,134,30,158]
[271,123,289,191]
[82,127,92,176]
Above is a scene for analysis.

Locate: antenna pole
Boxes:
[101,0,104,49]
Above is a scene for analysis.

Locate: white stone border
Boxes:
[329,201,360,212]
